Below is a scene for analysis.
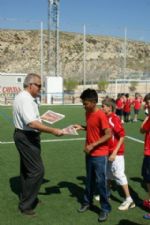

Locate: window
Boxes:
[16,77,22,83]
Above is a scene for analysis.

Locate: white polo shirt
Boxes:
[13,90,41,132]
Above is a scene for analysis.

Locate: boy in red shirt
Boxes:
[140,93,150,220]
[116,93,125,123]
[133,93,142,122]
[75,88,111,222]
[102,98,135,210]
[123,93,132,122]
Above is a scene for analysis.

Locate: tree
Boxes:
[97,80,109,93]
[64,79,78,92]
[129,81,138,92]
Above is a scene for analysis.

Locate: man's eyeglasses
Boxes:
[30,83,42,88]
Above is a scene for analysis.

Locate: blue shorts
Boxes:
[142,156,150,183]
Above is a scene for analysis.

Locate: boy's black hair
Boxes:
[102,98,116,112]
[117,93,122,99]
[144,93,150,102]
[80,88,98,103]
[125,93,129,98]
[135,92,140,97]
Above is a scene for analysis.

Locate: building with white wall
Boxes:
[0,72,26,95]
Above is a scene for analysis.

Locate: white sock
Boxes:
[126,196,132,202]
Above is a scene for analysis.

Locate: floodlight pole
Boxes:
[40,21,44,102]
[123,27,127,92]
[48,0,60,76]
[40,21,44,85]
[83,24,86,90]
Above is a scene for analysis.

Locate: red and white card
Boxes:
[41,110,65,124]
[62,125,78,135]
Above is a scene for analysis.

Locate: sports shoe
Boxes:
[20,209,36,216]
[94,195,100,201]
[78,204,90,213]
[32,198,43,209]
[98,211,108,222]
[143,199,150,209]
[118,199,135,210]
[133,119,137,122]
[143,213,150,220]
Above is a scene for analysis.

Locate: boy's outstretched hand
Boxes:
[73,124,85,131]
[73,124,85,130]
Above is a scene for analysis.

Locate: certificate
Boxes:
[41,110,65,124]
[62,125,78,135]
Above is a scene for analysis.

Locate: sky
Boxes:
[0,0,150,41]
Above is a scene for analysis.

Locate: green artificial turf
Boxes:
[0,105,149,225]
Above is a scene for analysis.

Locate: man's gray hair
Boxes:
[23,73,41,88]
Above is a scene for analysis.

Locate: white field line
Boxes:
[0,136,144,145]
[0,137,85,145]
[125,136,144,144]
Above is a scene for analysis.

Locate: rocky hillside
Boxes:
[0,30,150,82]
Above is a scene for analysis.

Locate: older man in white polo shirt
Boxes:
[13,73,63,216]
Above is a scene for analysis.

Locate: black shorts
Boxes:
[142,156,150,183]
[134,109,140,114]
[116,109,123,116]
[123,112,130,116]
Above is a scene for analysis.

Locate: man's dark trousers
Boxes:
[14,129,44,211]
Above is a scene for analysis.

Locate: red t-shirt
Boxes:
[143,116,150,156]
[133,98,142,110]
[86,109,110,156]
[107,112,125,155]
[116,98,124,109]
[123,98,132,113]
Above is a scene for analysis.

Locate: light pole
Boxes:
[83,24,86,90]
[123,27,127,93]
[48,0,60,76]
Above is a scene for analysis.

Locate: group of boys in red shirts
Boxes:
[116,92,143,123]
[75,89,150,222]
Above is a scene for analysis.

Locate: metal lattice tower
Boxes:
[47,0,60,76]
